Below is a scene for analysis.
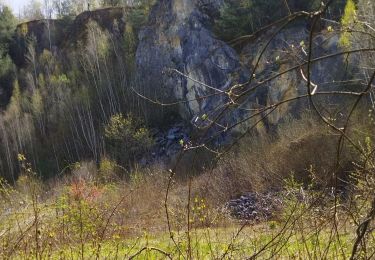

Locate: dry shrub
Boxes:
[63,162,171,236]
[171,147,216,179]
[191,157,251,205]
[193,113,356,206]
[118,165,170,234]
[238,114,341,190]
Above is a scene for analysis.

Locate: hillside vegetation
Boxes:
[0,0,375,258]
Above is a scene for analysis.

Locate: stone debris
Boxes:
[224,192,283,221]
[152,122,191,158]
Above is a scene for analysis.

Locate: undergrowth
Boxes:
[0,112,374,258]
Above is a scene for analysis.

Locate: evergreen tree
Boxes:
[0,3,16,106]
[215,0,287,41]
[0,3,16,49]
[215,0,346,41]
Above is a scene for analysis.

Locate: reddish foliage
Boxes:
[69,179,102,202]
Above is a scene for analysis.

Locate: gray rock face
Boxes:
[12,2,348,139]
[136,0,240,121]
[136,1,348,138]
[238,26,347,125]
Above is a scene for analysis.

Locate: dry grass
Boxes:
[191,113,360,207]
[1,112,374,258]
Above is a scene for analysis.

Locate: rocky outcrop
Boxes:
[11,19,66,67]
[136,0,240,121]
[238,26,346,124]
[136,0,347,137]
[10,7,129,67]
[9,1,348,136]
[65,7,128,46]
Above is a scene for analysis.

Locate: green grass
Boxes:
[7,224,358,259]
[1,170,374,259]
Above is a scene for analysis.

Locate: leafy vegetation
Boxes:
[339,0,357,47]
[0,13,158,180]
[1,115,374,258]
[104,113,154,165]
[0,4,16,106]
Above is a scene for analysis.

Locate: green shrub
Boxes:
[214,0,287,41]
[104,113,154,166]
[339,0,357,47]
[98,157,117,183]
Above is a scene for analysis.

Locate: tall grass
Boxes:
[1,113,374,258]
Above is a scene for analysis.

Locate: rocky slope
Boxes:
[9,0,349,137]
[136,0,348,137]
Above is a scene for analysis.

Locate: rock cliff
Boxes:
[136,0,347,136]
[9,1,347,136]
[136,0,238,122]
